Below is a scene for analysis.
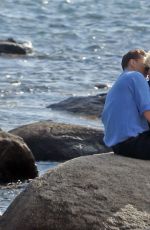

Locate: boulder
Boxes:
[47,93,106,118]
[0,38,32,55]
[94,83,108,89]
[0,153,150,230]
[0,131,38,183]
[9,121,110,161]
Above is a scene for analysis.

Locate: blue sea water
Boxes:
[0,0,150,214]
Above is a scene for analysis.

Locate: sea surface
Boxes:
[0,0,150,215]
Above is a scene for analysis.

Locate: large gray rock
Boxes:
[0,131,38,183]
[47,93,106,118]
[0,153,150,230]
[9,121,109,161]
[0,38,32,55]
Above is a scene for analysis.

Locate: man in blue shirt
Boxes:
[102,49,150,159]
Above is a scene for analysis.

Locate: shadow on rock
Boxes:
[9,121,110,161]
[0,131,38,183]
[0,153,150,229]
[47,93,106,119]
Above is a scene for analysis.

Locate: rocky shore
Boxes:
[9,121,109,161]
[0,153,150,230]
[0,119,110,182]
[0,131,38,183]
[47,93,106,118]
[0,88,149,229]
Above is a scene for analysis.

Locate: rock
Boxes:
[94,83,109,89]
[47,93,106,118]
[0,38,32,55]
[9,121,110,161]
[0,131,38,183]
[0,153,150,230]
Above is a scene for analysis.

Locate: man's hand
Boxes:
[143,110,150,123]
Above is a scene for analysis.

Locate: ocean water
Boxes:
[0,0,150,215]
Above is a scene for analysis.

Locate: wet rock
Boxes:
[9,121,110,161]
[47,93,106,118]
[0,153,150,230]
[0,38,32,55]
[0,131,38,183]
[94,83,109,89]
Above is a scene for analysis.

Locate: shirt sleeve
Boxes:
[130,72,150,115]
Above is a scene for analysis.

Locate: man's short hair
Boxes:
[121,49,146,70]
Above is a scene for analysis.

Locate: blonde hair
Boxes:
[144,52,150,67]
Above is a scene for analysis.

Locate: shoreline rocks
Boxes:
[0,153,150,229]
[0,131,38,183]
[9,121,110,161]
[47,93,106,118]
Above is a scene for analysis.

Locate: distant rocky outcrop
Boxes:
[0,38,32,55]
[0,153,150,230]
[0,131,38,183]
[47,93,106,118]
[9,121,110,161]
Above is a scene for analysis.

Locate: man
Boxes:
[102,49,150,159]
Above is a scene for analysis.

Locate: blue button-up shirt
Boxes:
[102,71,150,147]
